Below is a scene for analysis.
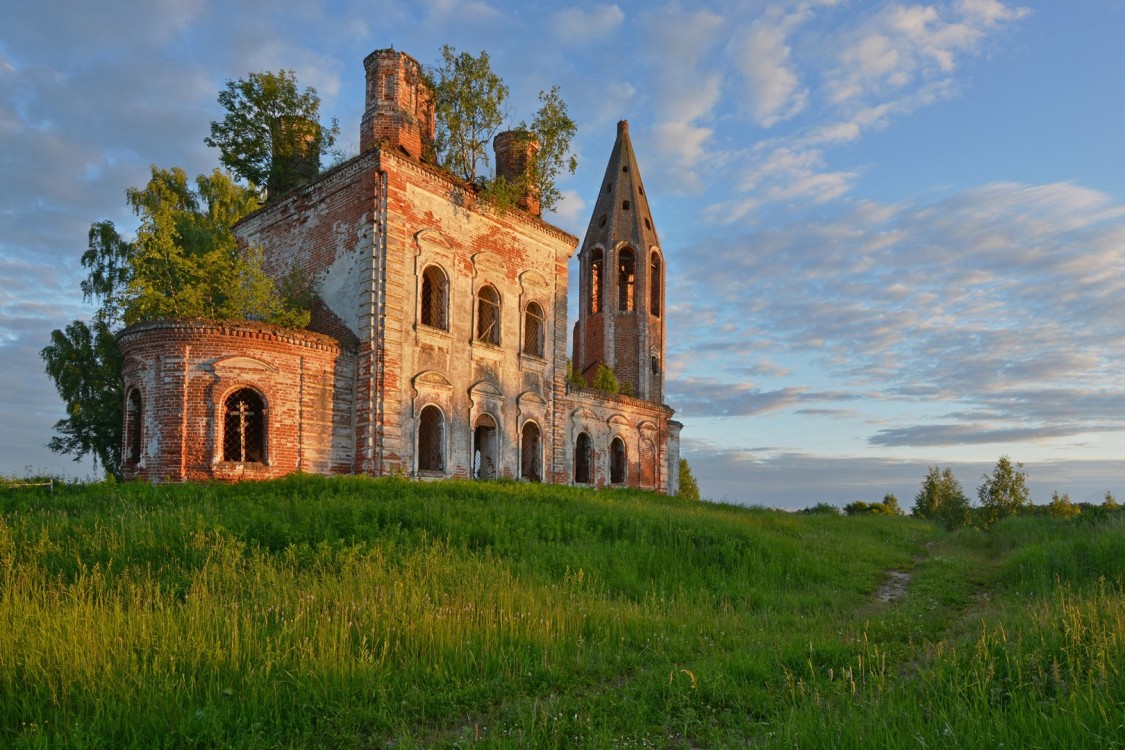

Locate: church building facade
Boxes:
[117,48,681,493]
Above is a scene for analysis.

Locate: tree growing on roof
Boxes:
[42,167,313,478]
[205,70,340,200]
[428,47,577,213]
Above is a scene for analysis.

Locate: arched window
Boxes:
[618,247,635,312]
[650,252,662,317]
[476,284,501,345]
[610,437,627,484]
[473,414,498,480]
[520,422,542,482]
[420,265,449,330]
[125,388,142,465]
[223,388,266,463]
[589,249,604,314]
[417,405,445,472]
[523,301,545,357]
[574,432,592,485]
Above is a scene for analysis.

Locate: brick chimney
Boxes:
[267,114,320,199]
[493,130,540,216]
[360,49,434,158]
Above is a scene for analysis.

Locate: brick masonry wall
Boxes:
[117,320,355,482]
[377,148,577,481]
[561,387,675,491]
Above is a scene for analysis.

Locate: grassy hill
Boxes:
[1,476,1122,747]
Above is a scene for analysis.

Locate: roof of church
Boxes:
[580,120,661,257]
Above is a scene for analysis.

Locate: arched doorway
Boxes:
[574,432,592,484]
[520,421,542,482]
[610,436,627,484]
[474,414,499,479]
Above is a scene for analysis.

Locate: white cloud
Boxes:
[826,1,1028,105]
[550,189,587,229]
[727,7,811,126]
[551,5,626,41]
[637,5,725,185]
[423,0,500,21]
[679,179,1125,457]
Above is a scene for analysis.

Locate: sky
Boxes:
[4,0,1125,509]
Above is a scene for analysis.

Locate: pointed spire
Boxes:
[581,120,660,255]
[573,120,667,403]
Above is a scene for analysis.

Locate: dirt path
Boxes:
[876,570,912,602]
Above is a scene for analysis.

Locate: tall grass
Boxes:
[1,475,933,747]
[773,513,1125,748]
[8,476,1119,747]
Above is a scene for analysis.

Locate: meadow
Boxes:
[1,475,1122,747]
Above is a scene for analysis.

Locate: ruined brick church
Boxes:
[117,49,682,492]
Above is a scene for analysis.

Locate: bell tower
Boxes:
[573,120,666,403]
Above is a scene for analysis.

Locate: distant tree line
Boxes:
[807,455,1122,529]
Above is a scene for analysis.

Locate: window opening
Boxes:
[523,301,545,357]
[590,249,604,314]
[476,285,501,345]
[605,182,611,193]
[420,265,449,330]
[651,355,661,375]
[521,422,542,482]
[473,414,498,480]
[618,247,636,312]
[417,405,445,472]
[622,200,630,211]
[650,253,661,317]
[223,388,265,463]
[574,432,592,484]
[610,437,627,484]
[640,439,656,488]
[599,215,607,228]
[126,389,142,464]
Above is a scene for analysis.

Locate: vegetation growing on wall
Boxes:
[206,69,340,201]
[428,46,577,213]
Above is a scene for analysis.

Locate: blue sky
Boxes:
[3,0,1125,508]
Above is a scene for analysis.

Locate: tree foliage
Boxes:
[977,456,1030,527]
[524,86,578,211]
[205,70,339,199]
[40,319,124,477]
[486,87,579,213]
[79,167,312,328]
[430,46,508,185]
[428,48,577,214]
[881,493,903,515]
[913,466,974,530]
[1048,491,1081,519]
[592,364,620,394]
[844,495,903,516]
[565,358,586,388]
[678,458,701,501]
[803,502,841,515]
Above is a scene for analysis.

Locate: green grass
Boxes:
[1,476,1121,747]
